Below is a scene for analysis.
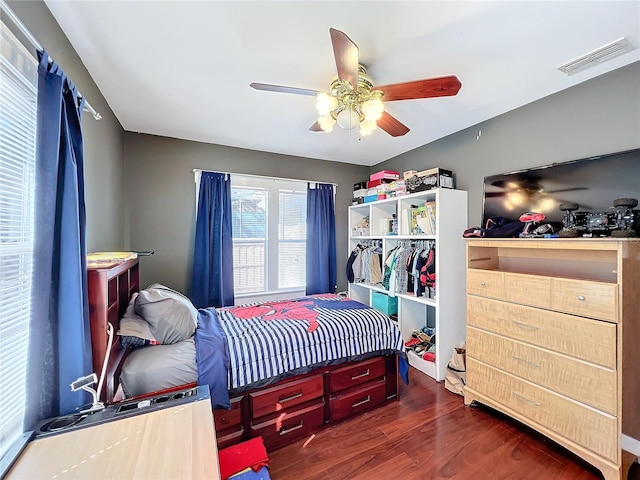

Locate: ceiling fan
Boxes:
[485,177,589,198]
[250,28,462,137]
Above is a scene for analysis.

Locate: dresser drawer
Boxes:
[329,378,387,423]
[467,358,617,462]
[503,273,551,309]
[551,278,618,322]
[467,269,504,299]
[251,402,325,451]
[213,395,243,430]
[328,357,385,394]
[250,375,324,419]
[467,327,616,415]
[467,296,616,369]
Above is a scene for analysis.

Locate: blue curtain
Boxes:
[191,172,234,308]
[306,183,337,295]
[25,50,91,426]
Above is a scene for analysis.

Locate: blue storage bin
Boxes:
[372,292,398,315]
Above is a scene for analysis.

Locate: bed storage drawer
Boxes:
[250,374,324,419]
[329,378,387,422]
[328,357,385,393]
[216,427,244,450]
[214,395,244,449]
[214,395,243,430]
[250,402,325,451]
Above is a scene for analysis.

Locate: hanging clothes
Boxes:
[347,242,383,285]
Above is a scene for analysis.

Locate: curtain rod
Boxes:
[193,168,338,188]
[0,0,102,120]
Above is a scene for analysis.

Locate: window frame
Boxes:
[230,174,307,303]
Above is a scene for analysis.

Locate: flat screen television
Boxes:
[482,148,640,226]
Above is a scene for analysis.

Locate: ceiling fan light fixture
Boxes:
[360,120,377,137]
[336,107,360,130]
[318,115,336,132]
[362,94,384,122]
[316,92,338,116]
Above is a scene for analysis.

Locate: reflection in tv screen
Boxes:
[482,149,640,226]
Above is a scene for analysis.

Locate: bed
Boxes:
[88,257,407,451]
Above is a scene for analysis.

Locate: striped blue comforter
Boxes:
[198,295,406,407]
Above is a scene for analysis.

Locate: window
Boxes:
[0,21,37,458]
[230,175,307,300]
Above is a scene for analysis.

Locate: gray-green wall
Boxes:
[372,62,640,227]
[7,0,126,252]
[123,135,368,292]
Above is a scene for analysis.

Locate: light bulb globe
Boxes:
[360,120,377,137]
[362,99,384,122]
[336,108,360,130]
[316,92,337,116]
[318,115,336,132]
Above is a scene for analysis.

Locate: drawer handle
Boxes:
[512,391,540,407]
[351,369,370,380]
[278,391,303,403]
[511,320,539,331]
[512,355,541,368]
[577,295,586,301]
[480,281,487,287]
[352,395,371,408]
[279,420,303,435]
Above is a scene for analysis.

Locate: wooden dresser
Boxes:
[464,239,639,480]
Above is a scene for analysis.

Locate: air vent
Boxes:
[557,38,635,75]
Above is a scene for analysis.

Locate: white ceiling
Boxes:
[44,1,640,167]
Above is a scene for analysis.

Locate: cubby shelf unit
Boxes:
[348,188,468,381]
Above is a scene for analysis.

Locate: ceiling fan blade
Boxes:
[329,28,359,89]
[375,76,462,101]
[309,122,324,132]
[377,111,410,137]
[250,83,321,97]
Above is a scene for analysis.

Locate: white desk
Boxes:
[6,399,220,479]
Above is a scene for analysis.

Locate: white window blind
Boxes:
[230,175,307,301]
[278,190,306,288]
[231,186,267,294]
[0,21,37,459]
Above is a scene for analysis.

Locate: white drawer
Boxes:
[467,358,617,462]
[467,327,616,415]
[467,296,617,370]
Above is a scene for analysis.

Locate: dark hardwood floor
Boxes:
[267,367,606,480]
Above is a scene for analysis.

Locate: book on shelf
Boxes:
[87,251,138,268]
[410,205,431,235]
[425,201,437,234]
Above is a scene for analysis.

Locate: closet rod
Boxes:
[0,0,102,120]
[193,168,338,188]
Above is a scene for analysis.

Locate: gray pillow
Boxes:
[119,338,197,397]
[117,293,160,347]
[134,283,198,345]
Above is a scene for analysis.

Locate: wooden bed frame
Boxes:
[88,258,400,451]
